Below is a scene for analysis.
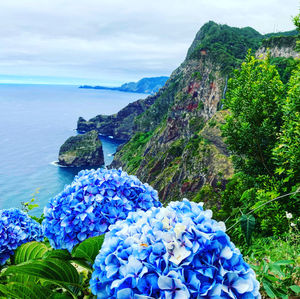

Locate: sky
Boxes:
[0,0,298,86]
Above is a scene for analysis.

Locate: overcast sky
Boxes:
[0,0,298,85]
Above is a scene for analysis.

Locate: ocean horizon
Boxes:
[0,84,146,216]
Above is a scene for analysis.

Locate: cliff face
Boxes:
[110,22,240,205]
[77,94,158,141]
[256,36,300,59]
[111,23,299,205]
[111,54,232,204]
[58,130,104,167]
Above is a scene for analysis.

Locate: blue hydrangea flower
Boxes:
[42,168,161,251]
[90,199,260,298]
[0,208,43,265]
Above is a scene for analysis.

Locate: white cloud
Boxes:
[0,0,298,84]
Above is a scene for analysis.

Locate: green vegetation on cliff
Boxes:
[187,21,263,74]
[58,130,104,167]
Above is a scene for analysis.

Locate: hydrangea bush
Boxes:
[42,168,161,251]
[90,199,260,298]
[0,208,43,265]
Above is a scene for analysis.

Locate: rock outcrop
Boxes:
[77,94,159,140]
[256,36,299,59]
[58,130,104,167]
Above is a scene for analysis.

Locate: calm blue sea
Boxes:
[0,84,146,216]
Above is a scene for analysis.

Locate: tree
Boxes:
[222,52,285,177]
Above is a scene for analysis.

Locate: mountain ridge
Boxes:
[79,76,169,94]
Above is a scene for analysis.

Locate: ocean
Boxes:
[0,84,146,216]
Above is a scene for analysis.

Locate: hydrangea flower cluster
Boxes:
[90,199,260,298]
[42,168,161,251]
[0,208,43,265]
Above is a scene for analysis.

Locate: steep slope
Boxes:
[119,76,169,93]
[58,130,104,167]
[77,94,158,140]
[111,22,299,205]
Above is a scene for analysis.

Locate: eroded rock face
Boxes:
[111,54,233,205]
[256,46,300,59]
[76,95,158,141]
[58,130,104,167]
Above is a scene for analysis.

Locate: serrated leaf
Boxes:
[240,214,255,245]
[290,285,300,294]
[72,235,104,263]
[3,259,80,289]
[14,242,49,264]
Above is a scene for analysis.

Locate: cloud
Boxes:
[0,0,298,84]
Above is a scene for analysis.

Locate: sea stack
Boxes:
[58,130,104,167]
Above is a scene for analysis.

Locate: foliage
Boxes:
[188,116,205,133]
[90,199,260,298]
[240,214,256,245]
[246,231,300,298]
[273,63,300,189]
[0,236,104,298]
[0,208,43,265]
[269,56,298,83]
[117,131,154,173]
[42,168,161,251]
[262,35,297,49]
[187,21,263,74]
[191,71,202,81]
[222,52,285,177]
[167,138,185,158]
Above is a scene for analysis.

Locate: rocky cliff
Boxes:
[77,94,159,140]
[58,130,104,167]
[256,36,299,59]
[110,22,299,205]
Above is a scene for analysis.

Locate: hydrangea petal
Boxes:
[90,199,261,298]
[42,168,161,251]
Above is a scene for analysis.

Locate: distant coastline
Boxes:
[79,76,169,94]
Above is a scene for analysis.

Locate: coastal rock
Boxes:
[58,130,104,167]
[76,94,159,140]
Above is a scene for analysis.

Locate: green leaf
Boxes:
[49,293,73,299]
[262,279,278,298]
[14,242,49,264]
[273,259,294,266]
[72,235,104,263]
[240,214,255,245]
[290,285,300,294]
[0,282,52,299]
[269,264,285,278]
[3,259,80,290]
